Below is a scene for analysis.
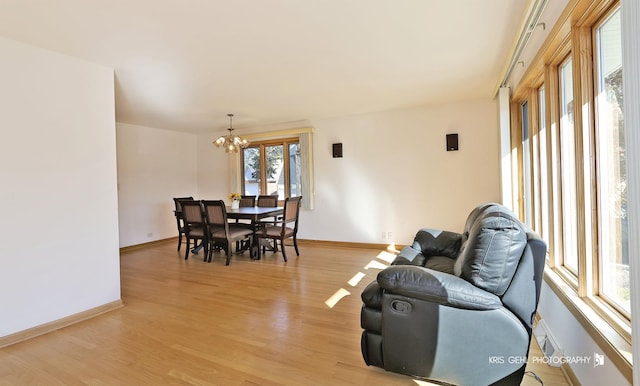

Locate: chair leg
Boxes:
[178,232,182,251]
[184,238,190,260]
[260,239,276,253]
[248,239,254,259]
[293,236,300,256]
[247,237,253,260]
[257,238,262,260]
[225,240,232,265]
[280,239,288,262]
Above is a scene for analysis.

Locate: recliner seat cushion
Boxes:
[454,205,527,296]
[423,255,455,274]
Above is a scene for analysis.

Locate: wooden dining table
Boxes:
[225,206,283,222]
[226,206,284,258]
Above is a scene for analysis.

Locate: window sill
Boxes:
[543,266,632,382]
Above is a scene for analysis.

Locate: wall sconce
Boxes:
[446,134,459,151]
[332,143,343,158]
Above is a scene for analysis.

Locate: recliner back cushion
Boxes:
[463,202,496,237]
[454,205,527,296]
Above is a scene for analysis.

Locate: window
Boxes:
[241,138,300,200]
[549,80,563,267]
[521,100,533,227]
[538,87,551,247]
[231,128,314,210]
[289,142,301,197]
[510,1,631,377]
[559,57,579,274]
[594,8,628,314]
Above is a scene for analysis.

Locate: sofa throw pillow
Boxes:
[454,205,527,296]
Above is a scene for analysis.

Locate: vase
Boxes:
[231,200,240,210]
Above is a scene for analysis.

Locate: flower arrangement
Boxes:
[228,192,242,201]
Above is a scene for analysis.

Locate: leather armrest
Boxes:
[361,281,383,308]
[412,228,463,258]
[392,246,426,266]
[377,265,502,310]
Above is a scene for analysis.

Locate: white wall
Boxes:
[196,131,236,200]
[0,38,120,337]
[116,123,198,247]
[307,101,501,244]
[195,100,501,245]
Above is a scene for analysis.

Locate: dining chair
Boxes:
[256,194,280,251]
[256,196,302,262]
[173,196,194,251]
[202,200,254,265]
[239,195,256,207]
[234,195,257,251]
[180,200,208,261]
[235,195,257,226]
[257,195,278,208]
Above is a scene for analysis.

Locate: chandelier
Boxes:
[213,113,249,153]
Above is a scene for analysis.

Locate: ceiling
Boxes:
[0,0,530,134]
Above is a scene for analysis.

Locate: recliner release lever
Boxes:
[390,300,412,313]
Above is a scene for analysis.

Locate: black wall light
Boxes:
[446,134,459,151]
[332,143,343,158]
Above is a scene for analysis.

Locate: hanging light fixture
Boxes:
[213,113,249,153]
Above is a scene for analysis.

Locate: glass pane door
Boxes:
[243,147,260,195]
[265,145,284,198]
[289,143,301,197]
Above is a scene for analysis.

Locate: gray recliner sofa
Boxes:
[360,203,546,385]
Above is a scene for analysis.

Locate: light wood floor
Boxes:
[0,240,570,385]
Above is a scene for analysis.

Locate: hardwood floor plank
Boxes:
[0,240,569,385]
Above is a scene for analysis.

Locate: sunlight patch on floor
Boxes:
[325,288,351,308]
[347,272,366,287]
[364,260,388,270]
[325,249,396,308]
[376,250,397,264]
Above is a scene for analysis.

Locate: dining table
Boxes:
[225,206,283,222]
[226,206,284,258]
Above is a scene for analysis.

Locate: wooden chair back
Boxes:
[257,195,278,207]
